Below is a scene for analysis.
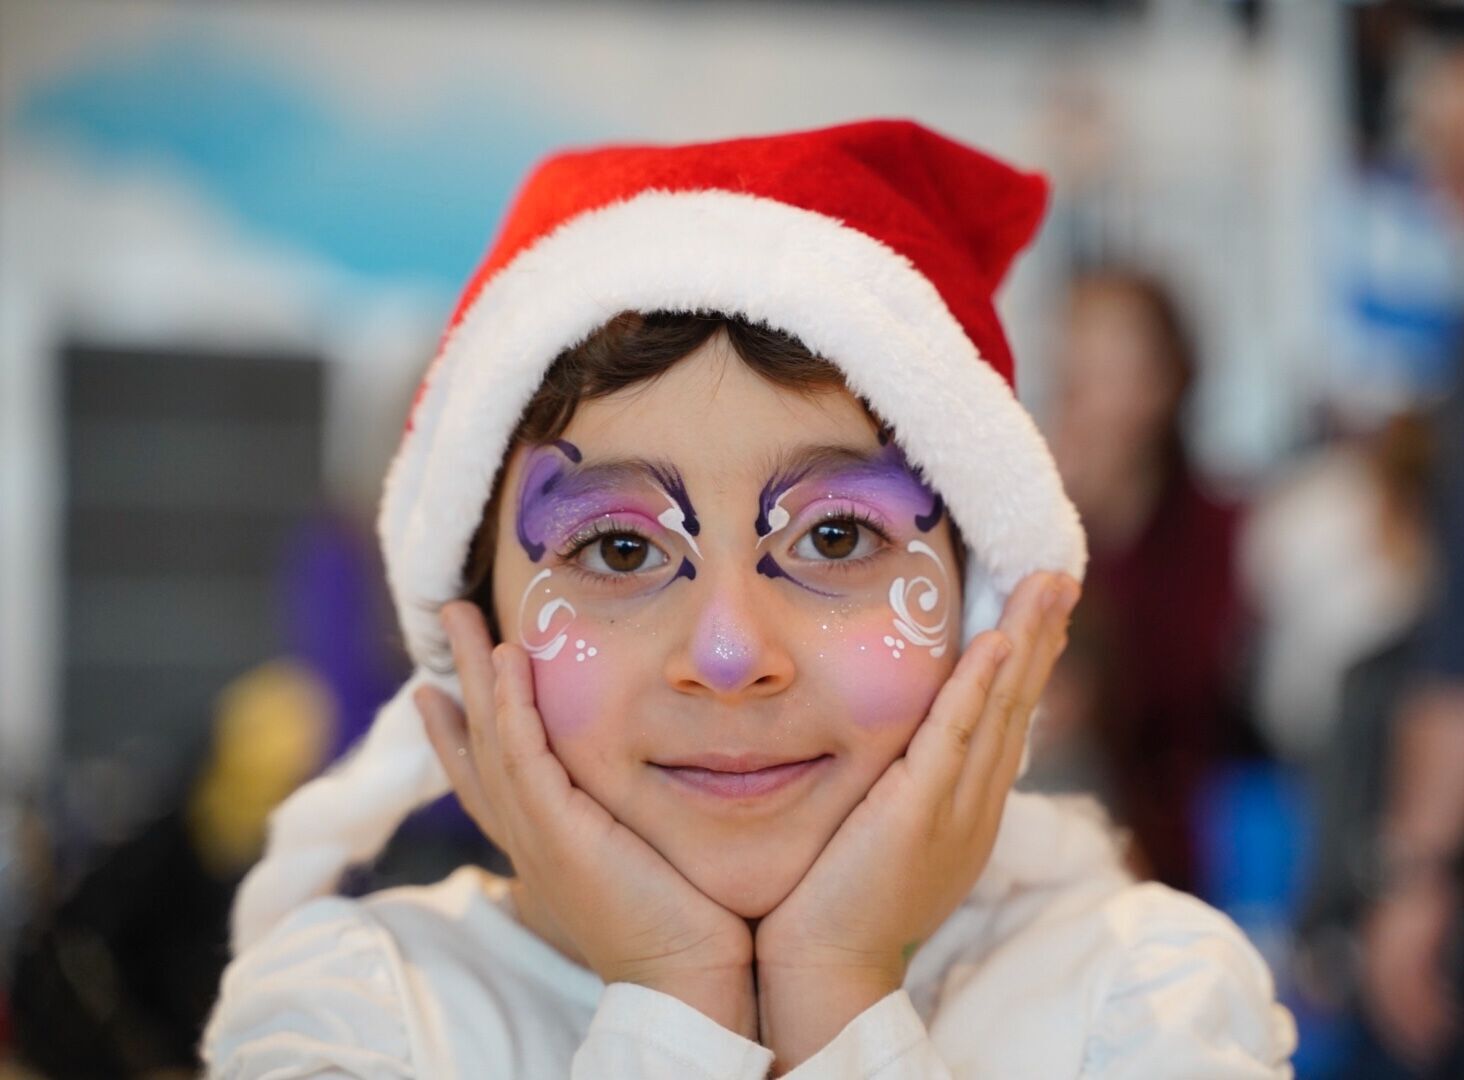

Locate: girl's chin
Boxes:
[680,848,815,920]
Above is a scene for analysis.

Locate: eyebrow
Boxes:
[545,443,883,494]
[539,456,684,499]
[759,443,886,482]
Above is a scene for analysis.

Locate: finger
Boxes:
[491,642,574,816]
[902,629,1012,787]
[416,684,504,843]
[900,572,1055,793]
[953,572,1067,806]
[441,600,498,727]
[441,600,506,768]
[986,574,1079,788]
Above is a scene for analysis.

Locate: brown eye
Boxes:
[573,528,669,577]
[810,520,858,559]
[599,534,649,572]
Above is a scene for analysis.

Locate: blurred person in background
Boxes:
[1287,32,1464,1079]
[1035,268,1256,893]
[1354,41,1464,1078]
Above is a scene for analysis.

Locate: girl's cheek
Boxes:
[818,620,947,732]
[514,568,616,739]
[531,649,612,739]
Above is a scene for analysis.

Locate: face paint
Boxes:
[753,442,943,595]
[517,445,704,598]
[756,467,809,542]
[690,604,756,692]
[516,568,578,661]
[648,465,702,558]
[887,539,950,660]
[756,551,837,598]
[516,440,598,563]
[808,444,941,534]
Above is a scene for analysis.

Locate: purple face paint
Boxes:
[756,552,837,597]
[753,443,945,592]
[913,493,944,533]
[811,443,942,534]
[516,441,583,562]
[648,465,700,538]
[756,467,809,539]
[690,605,757,692]
[516,446,704,593]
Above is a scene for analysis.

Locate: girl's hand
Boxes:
[417,601,757,1039]
[753,571,1080,1070]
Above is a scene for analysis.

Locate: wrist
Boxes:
[631,963,759,1041]
[756,964,902,1072]
[756,928,905,990]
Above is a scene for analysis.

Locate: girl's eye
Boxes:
[792,517,883,562]
[576,532,669,575]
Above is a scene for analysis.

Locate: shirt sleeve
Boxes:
[780,990,951,1079]
[573,982,774,1079]
[1079,885,1298,1079]
[781,883,1296,1080]
[201,897,420,1079]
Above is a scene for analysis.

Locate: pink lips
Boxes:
[654,754,830,800]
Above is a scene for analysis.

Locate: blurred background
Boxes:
[1,0,1462,1076]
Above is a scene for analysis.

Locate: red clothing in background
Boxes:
[1081,461,1249,892]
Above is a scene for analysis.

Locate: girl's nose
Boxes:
[664,585,795,699]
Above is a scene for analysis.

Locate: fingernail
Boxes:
[993,637,1013,664]
[490,646,504,676]
[1043,584,1062,612]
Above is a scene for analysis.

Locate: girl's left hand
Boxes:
[754,570,1080,1069]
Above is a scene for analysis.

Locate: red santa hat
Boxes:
[232,118,1087,953]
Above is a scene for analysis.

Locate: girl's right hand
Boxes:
[416,600,757,1039]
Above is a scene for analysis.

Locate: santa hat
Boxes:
[231,118,1088,953]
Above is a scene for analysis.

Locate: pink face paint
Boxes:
[823,623,946,731]
[532,643,609,739]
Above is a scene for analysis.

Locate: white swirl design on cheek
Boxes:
[516,568,579,662]
[658,495,703,558]
[887,539,949,660]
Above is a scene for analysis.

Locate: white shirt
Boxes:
[202,792,1297,1078]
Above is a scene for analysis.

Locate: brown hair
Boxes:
[1068,267,1198,469]
[458,310,964,639]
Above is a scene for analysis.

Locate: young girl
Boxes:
[203,120,1297,1076]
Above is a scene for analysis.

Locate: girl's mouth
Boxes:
[651,754,832,800]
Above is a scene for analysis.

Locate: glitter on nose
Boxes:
[694,610,756,691]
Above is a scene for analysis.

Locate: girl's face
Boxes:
[490,334,962,917]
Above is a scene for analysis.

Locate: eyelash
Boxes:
[555,519,670,585]
[794,507,894,573]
